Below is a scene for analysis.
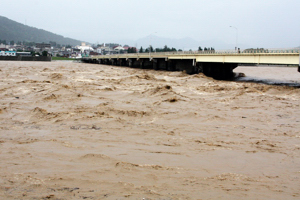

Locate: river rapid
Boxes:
[0,61,299,199]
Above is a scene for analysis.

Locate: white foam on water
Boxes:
[234,66,300,87]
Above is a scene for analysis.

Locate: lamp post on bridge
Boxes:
[230,26,238,52]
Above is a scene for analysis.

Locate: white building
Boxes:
[0,44,8,48]
[114,46,125,51]
[0,51,16,56]
[76,42,94,53]
[96,47,102,54]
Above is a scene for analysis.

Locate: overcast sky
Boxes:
[0,0,299,49]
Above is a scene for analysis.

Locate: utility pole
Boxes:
[149,32,157,59]
[230,26,238,52]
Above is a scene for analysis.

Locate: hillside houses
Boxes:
[0,41,137,58]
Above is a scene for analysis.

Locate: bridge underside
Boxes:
[82,58,238,80]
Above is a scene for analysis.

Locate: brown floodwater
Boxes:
[0,61,299,199]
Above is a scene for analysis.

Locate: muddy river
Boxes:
[0,61,299,199]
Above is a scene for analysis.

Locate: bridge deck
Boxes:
[89,52,300,65]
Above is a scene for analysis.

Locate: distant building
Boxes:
[61,51,72,57]
[72,48,81,53]
[0,51,16,56]
[36,43,51,49]
[89,51,101,56]
[77,43,94,53]
[16,52,31,57]
[96,47,102,54]
[114,46,125,52]
[100,46,111,54]
[26,46,34,52]
[0,44,8,48]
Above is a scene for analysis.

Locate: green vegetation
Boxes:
[139,45,177,53]
[127,47,137,53]
[155,45,177,52]
[136,45,216,53]
[52,57,76,61]
[199,46,215,51]
[139,46,144,53]
[42,51,48,56]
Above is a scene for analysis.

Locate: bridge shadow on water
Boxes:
[232,73,300,88]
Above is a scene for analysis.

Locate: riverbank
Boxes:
[0,56,51,61]
[51,57,77,61]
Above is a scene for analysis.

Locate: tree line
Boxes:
[198,46,215,51]
[0,39,37,46]
[0,39,70,49]
[138,45,178,53]
[135,45,215,53]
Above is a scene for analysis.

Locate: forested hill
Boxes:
[0,16,81,46]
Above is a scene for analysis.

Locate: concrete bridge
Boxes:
[82,49,300,80]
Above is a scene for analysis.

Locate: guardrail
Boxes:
[89,48,300,58]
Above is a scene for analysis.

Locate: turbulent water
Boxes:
[0,61,299,199]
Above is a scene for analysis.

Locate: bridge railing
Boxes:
[90,48,300,58]
[241,48,300,54]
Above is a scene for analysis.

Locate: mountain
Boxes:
[116,35,238,50]
[136,36,200,50]
[0,16,81,46]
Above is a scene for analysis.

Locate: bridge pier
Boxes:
[128,59,133,67]
[151,59,176,71]
[203,63,237,80]
[167,60,176,71]
[153,59,158,70]
[172,59,199,74]
[111,59,117,66]
[139,60,144,68]
[143,59,153,69]
[131,59,141,68]
[120,59,127,66]
[104,59,111,65]
[154,58,167,70]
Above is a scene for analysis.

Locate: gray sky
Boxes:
[1,0,299,49]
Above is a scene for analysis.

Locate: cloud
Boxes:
[0,0,299,48]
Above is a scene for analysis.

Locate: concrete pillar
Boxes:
[128,59,133,67]
[202,63,237,80]
[174,59,196,74]
[112,59,116,65]
[119,59,126,66]
[167,60,176,71]
[143,59,153,69]
[132,59,140,68]
[140,60,144,68]
[153,59,158,70]
[156,59,166,70]
[298,53,300,72]
[104,59,111,65]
